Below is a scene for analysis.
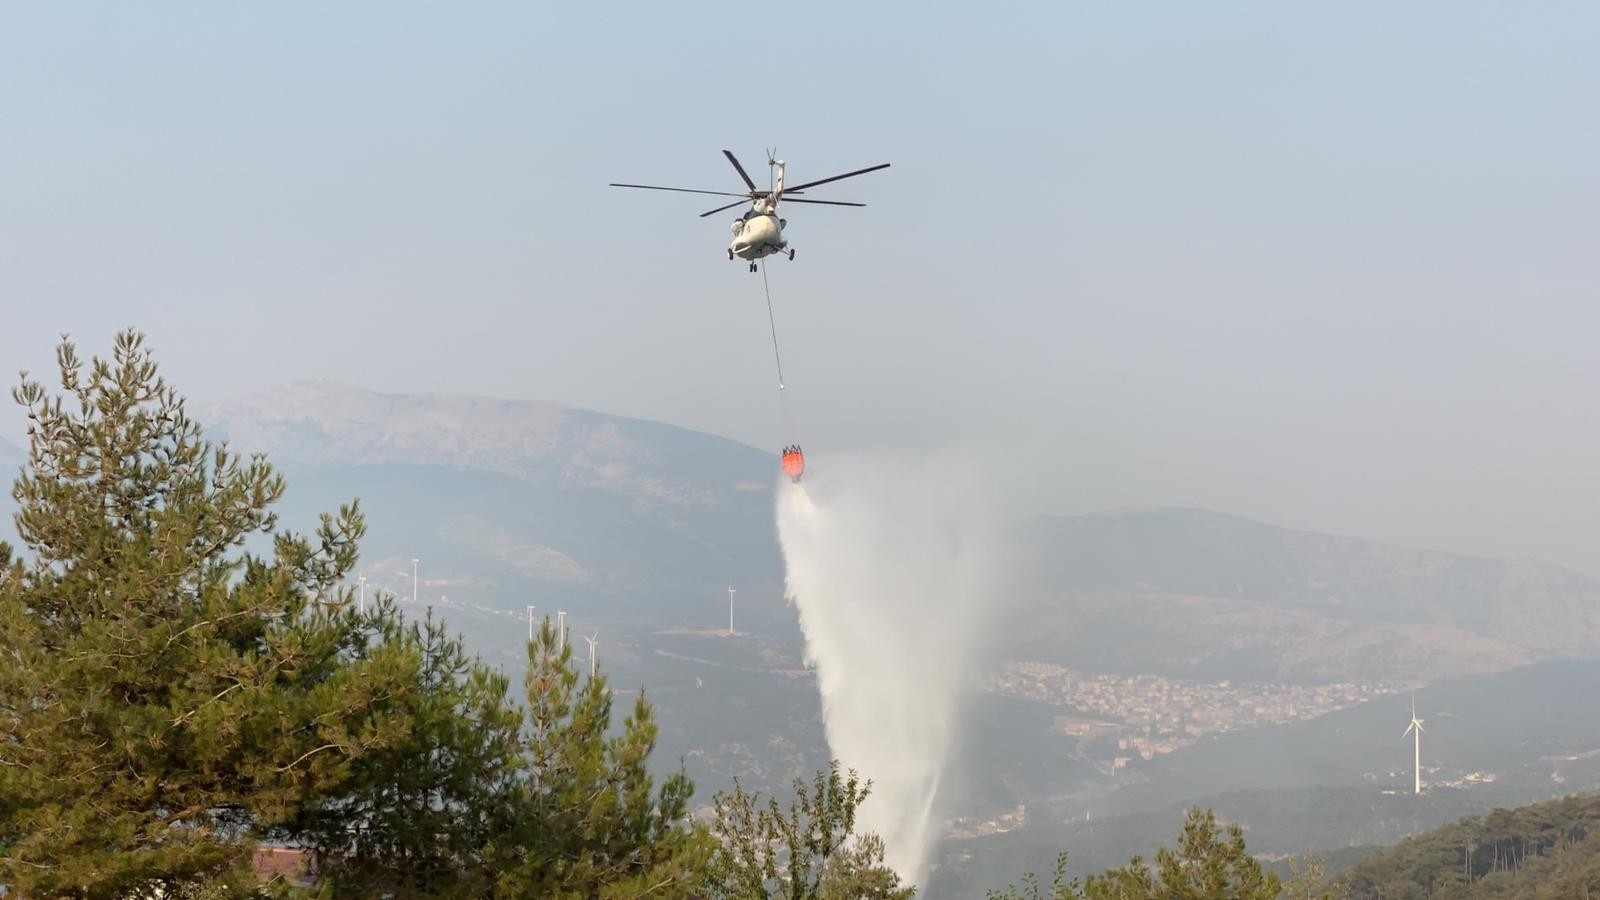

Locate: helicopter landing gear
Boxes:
[788,248,795,261]
[749,261,758,273]
[728,248,734,261]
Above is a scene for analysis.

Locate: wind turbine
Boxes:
[557,610,568,652]
[358,575,367,614]
[1404,696,1425,795]
[411,558,419,606]
[526,605,537,641]
[727,585,736,635]
[581,633,599,678]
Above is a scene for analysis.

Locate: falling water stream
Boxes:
[775,451,1011,887]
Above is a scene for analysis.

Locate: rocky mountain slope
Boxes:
[1017,508,1600,684]
[203,381,765,501]
[0,436,22,469]
[10,383,1597,692]
[199,382,785,621]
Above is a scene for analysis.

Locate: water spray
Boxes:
[776,452,1010,887]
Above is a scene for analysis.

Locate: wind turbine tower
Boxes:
[557,610,568,652]
[1403,697,1425,795]
[358,576,366,614]
[727,585,736,635]
[526,605,537,641]
[581,633,599,679]
[411,558,419,606]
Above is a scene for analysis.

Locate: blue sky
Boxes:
[3,3,1599,571]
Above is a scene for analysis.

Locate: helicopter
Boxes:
[610,150,890,272]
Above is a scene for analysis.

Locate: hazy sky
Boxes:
[3,4,1599,572]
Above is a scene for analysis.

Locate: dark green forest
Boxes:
[1336,792,1600,899]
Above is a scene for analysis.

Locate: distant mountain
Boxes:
[199,382,787,624]
[194,388,1600,686]
[1337,789,1600,898]
[0,436,22,469]
[1016,507,1600,684]
[16,384,1600,689]
[927,660,1600,898]
[0,438,21,536]
[201,381,773,505]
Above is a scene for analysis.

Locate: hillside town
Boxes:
[990,661,1405,760]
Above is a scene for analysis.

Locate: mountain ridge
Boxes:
[203,383,1600,665]
[199,380,772,474]
[1061,504,1572,570]
[13,381,1599,689]
[1032,506,1600,632]
[0,436,22,468]
[208,382,1589,576]
[195,382,786,629]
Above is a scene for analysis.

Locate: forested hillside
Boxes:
[1337,792,1600,899]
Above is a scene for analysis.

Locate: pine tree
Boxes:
[489,619,713,898]
[1282,852,1332,900]
[705,761,913,900]
[1081,808,1281,900]
[989,808,1283,900]
[280,606,524,898]
[986,853,1081,900]
[0,332,468,897]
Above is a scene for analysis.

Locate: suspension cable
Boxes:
[760,261,786,390]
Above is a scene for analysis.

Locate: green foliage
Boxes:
[1085,808,1280,899]
[705,761,913,900]
[1336,792,1600,900]
[488,618,713,899]
[986,852,1081,900]
[1281,852,1333,900]
[988,808,1281,900]
[281,606,525,898]
[990,796,1600,900]
[0,331,410,897]
[0,330,714,899]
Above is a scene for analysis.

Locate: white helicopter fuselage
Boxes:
[730,211,786,260]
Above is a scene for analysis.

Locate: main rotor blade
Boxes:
[610,183,751,198]
[778,198,866,207]
[723,150,758,192]
[780,162,891,194]
[699,199,753,217]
